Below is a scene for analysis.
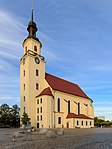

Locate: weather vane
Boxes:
[32,0,34,10]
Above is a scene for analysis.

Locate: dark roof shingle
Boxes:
[45,73,90,99]
[36,87,53,98]
[66,113,93,120]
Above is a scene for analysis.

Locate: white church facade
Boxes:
[20,8,94,129]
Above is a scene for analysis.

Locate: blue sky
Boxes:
[0,0,112,120]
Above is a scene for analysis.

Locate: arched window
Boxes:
[36,69,39,76]
[40,115,42,121]
[40,107,42,113]
[34,46,37,52]
[90,121,92,126]
[68,100,70,113]
[23,70,25,77]
[24,107,25,113]
[86,121,88,126]
[77,121,79,126]
[23,96,25,101]
[78,102,80,114]
[57,98,60,112]
[58,117,61,124]
[23,84,25,90]
[36,83,39,90]
[37,116,39,121]
[40,98,42,103]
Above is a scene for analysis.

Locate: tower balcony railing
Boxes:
[21,49,45,61]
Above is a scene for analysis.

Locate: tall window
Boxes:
[58,117,61,124]
[90,121,92,126]
[68,100,70,113]
[23,96,25,101]
[82,121,83,126]
[23,70,25,77]
[37,116,39,121]
[86,104,88,116]
[24,107,25,113]
[77,121,79,126]
[37,108,39,113]
[78,102,80,114]
[23,84,25,90]
[40,107,42,113]
[37,99,39,104]
[40,115,42,121]
[36,69,39,76]
[34,46,37,52]
[57,98,60,112]
[40,98,42,104]
[86,121,88,126]
[36,83,39,90]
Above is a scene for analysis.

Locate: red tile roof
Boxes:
[45,73,90,99]
[66,113,93,120]
[36,87,53,98]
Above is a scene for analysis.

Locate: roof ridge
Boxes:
[45,72,91,100]
[45,72,77,86]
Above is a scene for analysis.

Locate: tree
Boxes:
[94,117,99,123]
[10,105,20,127]
[0,104,10,127]
[94,117,112,127]
[21,112,30,126]
[0,104,20,128]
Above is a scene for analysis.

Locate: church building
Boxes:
[20,8,94,129]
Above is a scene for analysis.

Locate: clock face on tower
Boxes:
[35,57,40,64]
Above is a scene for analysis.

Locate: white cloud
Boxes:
[0,39,20,47]
[0,96,19,101]
[0,10,25,76]
[0,10,25,58]
[40,32,61,62]
[94,102,112,106]
[0,10,25,33]
[94,101,112,120]
[0,51,19,60]
[0,96,20,107]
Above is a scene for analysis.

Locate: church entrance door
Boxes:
[67,123,69,128]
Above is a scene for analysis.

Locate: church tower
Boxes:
[20,7,46,127]
[20,3,94,129]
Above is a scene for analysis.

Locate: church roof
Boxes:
[66,113,93,120]
[45,73,90,99]
[36,87,53,98]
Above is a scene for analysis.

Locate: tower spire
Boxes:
[27,0,37,38]
[23,0,42,47]
[31,0,34,22]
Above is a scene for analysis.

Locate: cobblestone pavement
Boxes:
[0,128,112,149]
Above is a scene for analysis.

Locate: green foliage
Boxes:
[0,104,20,128]
[94,117,112,127]
[101,121,112,126]
[21,112,30,125]
[10,105,20,127]
[94,117,99,123]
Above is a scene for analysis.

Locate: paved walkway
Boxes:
[0,128,112,149]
